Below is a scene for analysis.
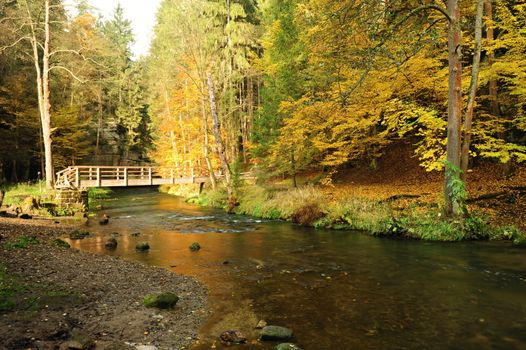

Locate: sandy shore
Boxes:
[0,218,208,350]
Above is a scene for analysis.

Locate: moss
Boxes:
[69,230,90,240]
[142,292,179,309]
[189,242,201,251]
[3,236,39,251]
[51,239,70,249]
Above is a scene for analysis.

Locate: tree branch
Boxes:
[0,36,31,52]
[48,65,85,83]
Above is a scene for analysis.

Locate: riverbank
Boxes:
[0,218,208,350]
[178,144,526,244]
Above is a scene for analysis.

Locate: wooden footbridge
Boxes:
[55,166,218,189]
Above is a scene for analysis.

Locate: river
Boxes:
[69,188,526,349]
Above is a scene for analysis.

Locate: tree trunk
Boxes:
[200,86,217,189]
[40,0,54,188]
[444,0,463,217]
[460,0,484,179]
[96,87,103,157]
[207,72,234,209]
[485,0,498,116]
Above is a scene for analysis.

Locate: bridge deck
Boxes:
[55,166,217,189]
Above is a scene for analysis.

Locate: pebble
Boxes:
[136,346,158,350]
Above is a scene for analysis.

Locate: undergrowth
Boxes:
[1,181,50,206]
[187,184,526,244]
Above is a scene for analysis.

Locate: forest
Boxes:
[0,0,525,221]
[1,2,526,348]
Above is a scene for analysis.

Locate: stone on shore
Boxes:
[220,330,247,344]
[260,326,293,341]
[143,292,179,309]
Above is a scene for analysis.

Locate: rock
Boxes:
[275,343,303,350]
[21,196,39,213]
[18,213,32,219]
[99,214,110,225]
[131,232,141,237]
[136,242,150,251]
[189,242,201,251]
[260,326,293,341]
[105,238,118,249]
[135,346,158,350]
[222,260,230,265]
[220,330,247,344]
[256,320,267,329]
[143,292,179,309]
[97,341,135,350]
[110,232,120,237]
[69,230,90,240]
[52,239,71,249]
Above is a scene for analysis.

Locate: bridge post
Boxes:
[75,167,80,188]
[96,167,101,187]
[124,168,128,186]
[148,168,153,185]
[170,168,175,184]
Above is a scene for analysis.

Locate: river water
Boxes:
[70,188,526,350]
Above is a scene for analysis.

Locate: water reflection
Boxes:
[69,188,526,350]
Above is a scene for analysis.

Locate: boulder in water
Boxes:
[220,330,247,344]
[189,242,201,251]
[260,326,293,341]
[105,238,118,249]
[136,242,150,251]
[99,214,110,225]
[69,230,90,240]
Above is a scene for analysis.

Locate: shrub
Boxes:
[291,203,325,225]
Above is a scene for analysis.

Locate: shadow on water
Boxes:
[70,188,526,350]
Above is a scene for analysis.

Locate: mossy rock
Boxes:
[142,292,179,309]
[69,230,90,240]
[136,242,150,251]
[189,242,201,251]
[105,238,118,249]
[261,326,293,341]
[51,239,70,249]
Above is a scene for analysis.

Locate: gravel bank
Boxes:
[0,218,208,350]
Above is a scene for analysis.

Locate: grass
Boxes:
[0,264,25,312]
[189,183,526,244]
[1,181,51,206]
[3,235,40,251]
[87,187,113,206]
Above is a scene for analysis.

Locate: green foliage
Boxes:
[3,236,40,251]
[88,188,113,200]
[1,182,50,206]
[443,161,467,215]
[0,264,24,312]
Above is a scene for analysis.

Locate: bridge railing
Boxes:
[55,165,214,189]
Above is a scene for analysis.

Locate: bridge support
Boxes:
[55,188,88,211]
